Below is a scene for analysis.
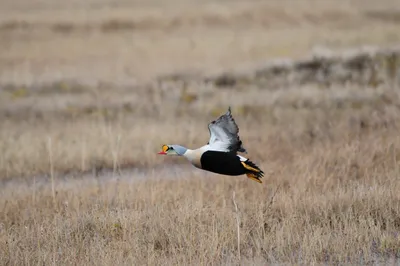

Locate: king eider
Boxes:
[157,107,264,183]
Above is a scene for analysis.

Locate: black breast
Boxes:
[200,151,246,176]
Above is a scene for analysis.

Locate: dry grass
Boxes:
[1,0,400,264]
[1,108,400,264]
[2,83,400,264]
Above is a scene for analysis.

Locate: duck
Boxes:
[157,107,264,183]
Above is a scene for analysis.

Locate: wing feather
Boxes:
[207,107,247,153]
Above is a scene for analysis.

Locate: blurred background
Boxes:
[1,0,399,85]
[1,1,400,264]
[1,0,400,179]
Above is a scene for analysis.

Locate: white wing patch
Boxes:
[237,155,248,162]
[208,125,232,151]
[207,107,247,153]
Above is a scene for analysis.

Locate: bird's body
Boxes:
[158,107,264,183]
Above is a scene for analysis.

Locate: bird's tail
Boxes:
[241,160,264,183]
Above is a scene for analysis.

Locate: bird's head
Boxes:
[157,144,187,156]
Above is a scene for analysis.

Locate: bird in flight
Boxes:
[157,107,264,183]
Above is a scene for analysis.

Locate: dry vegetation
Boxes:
[1,0,400,85]
[1,0,400,265]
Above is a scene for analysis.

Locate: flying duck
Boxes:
[157,107,264,183]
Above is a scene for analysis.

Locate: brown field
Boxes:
[1,0,400,265]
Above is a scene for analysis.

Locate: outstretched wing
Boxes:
[207,106,247,153]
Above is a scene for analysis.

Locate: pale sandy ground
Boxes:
[1,0,400,85]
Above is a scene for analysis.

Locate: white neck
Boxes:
[182,148,195,162]
[182,145,210,168]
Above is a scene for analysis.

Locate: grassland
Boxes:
[1,0,400,265]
